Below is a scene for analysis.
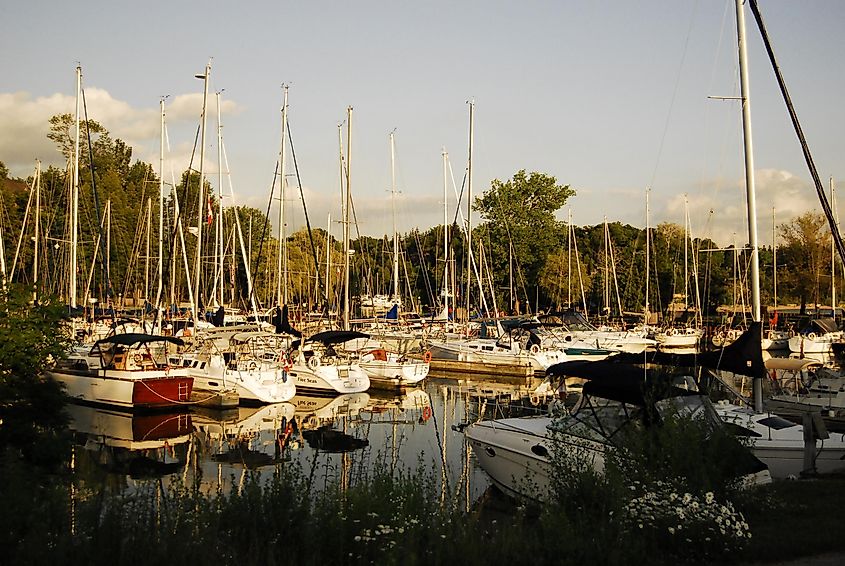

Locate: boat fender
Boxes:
[423,350,433,364]
[530,344,540,354]
[808,333,816,341]
[307,355,320,369]
[422,406,432,421]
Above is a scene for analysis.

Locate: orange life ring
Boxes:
[422,406,432,421]
[423,350,432,364]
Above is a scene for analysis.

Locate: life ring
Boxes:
[423,350,432,364]
[248,361,258,371]
[422,406,432,421]
[307,355,321,370]
[133,354,144,364]
[529,393,541,406]
[808,332,817,341]
[530,344,540,354]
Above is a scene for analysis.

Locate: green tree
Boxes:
[0,285,71,470]
[473,170,574,312]
[778,212,830,311]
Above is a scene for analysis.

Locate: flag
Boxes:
[207,197,213,225]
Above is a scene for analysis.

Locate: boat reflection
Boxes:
[191,403,297,469]
[66,404,192,478]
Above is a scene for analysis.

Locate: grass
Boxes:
[4,405,845,566]
[739,474,845,564]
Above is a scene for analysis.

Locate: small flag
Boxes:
[207,197,213,225]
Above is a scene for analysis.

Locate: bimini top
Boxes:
[546,358,697,407]
[93,333,185,349]
[307,330,369,345]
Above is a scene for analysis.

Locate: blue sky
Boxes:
[2,1,844,246]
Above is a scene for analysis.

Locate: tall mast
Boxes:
[215,91,225,307]
[772,207,777,310]
[442,148,450,318]
[71,65,81,308]
[683,195,689,311]
[466,100,474,325]
[645,187,650,322]
[276,85,289,306]
[155,98,165,313]
[325,213,331,304]
[832,178,838,321]
[192,60,211,326]
[736,0,762,411]
[343,106,353,331]
[567,208,572,307]
[144,197,151,304]
[390,130,399,303]
[735,0,761,324]
[33,161,41,302]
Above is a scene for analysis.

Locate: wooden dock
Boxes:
[427,358,537,379]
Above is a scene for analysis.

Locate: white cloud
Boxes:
[0,89,242,179]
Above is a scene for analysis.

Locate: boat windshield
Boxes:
[549,397,642,443]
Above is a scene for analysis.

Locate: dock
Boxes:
[190,388,240,409]
[427,358,537,379]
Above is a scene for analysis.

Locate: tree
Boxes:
[0,285,72,470]
[473,170,574,312]
[47,113,104,161]
[778,212,830,312]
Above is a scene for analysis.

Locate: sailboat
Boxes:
[654,196,704,350]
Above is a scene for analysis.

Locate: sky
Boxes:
[2,1,844,247]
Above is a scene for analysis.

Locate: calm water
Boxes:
[64,374,549,504]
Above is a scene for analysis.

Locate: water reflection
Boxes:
[66,404,192,483]
[64,379,498,504]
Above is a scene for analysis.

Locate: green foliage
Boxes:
[0,285,72,470]
[473,170,574,311]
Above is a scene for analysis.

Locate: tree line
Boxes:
[0,117,836,321]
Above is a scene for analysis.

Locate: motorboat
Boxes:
[715,401,845,478]
[49,333,192,410]
[462,324,773,501]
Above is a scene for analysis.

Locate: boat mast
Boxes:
[33,161,41,302]
[325,213,331,305]
[343,106,352,331]
[155,98,165,316]
[71,65,81,309]
[735,0,763,411]
[772,207,777,310]
[466,100,474,326]
[192,61,211,326]
[567,208,572,308]
[832,178,838,322]
[442,148,449,319]
[276,85,289,307]
[645,187,650,323]
[390,130,399,305]
[215,90,225,308]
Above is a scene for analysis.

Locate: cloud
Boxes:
[0,89,242,179]
[659,169,820,246]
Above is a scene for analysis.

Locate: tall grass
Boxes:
[0,409,828,566]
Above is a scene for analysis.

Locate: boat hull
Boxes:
[49,367,192,410]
